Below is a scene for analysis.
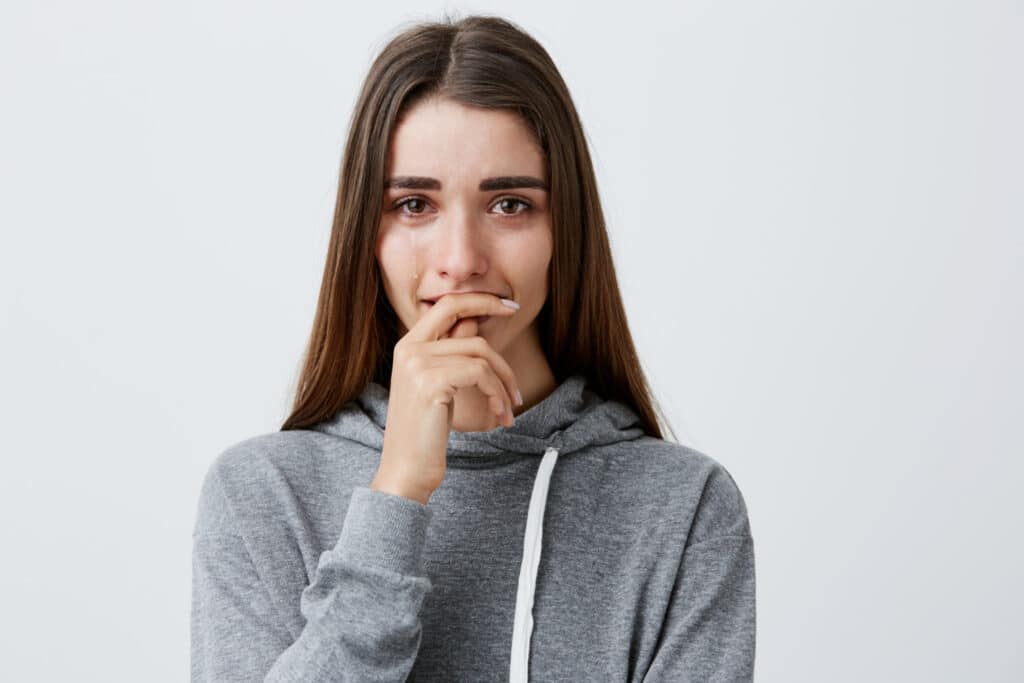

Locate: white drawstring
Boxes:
[509,446,560,683]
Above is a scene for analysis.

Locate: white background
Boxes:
[2,1,1021,680]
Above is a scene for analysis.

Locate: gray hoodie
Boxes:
[191,373,756,681]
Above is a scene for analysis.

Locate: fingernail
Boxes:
[515,389,523,406]
[500,298,520,310]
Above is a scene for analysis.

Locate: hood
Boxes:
[312,372,646,682]
[313,372,646,459]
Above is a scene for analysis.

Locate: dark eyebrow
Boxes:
[384,175,549,192]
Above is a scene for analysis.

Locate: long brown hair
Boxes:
[280,12,676,442]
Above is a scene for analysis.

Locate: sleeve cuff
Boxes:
[333,485,434,577]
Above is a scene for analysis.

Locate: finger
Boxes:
[406,292,520,344]
[435,324,513,420]
[426,359,514,427]
[421,336,521,410]
[446,313,479,341]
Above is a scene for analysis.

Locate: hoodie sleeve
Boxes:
[191,464,434,682]
[642,463,757,682]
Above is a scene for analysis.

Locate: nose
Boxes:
[424,204,489,282]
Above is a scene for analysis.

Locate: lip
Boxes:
[419,292,499,327]
[421,290,509,304]
[417,300,491,326]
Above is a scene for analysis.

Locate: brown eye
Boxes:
[396,197,428,215]
[494,197,531,216]
[393,196,531,220]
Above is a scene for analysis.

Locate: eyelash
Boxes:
[391,195,533,220]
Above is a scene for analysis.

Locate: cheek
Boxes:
[375,229,413,285]
[513,230,552,303]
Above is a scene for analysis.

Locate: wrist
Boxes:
[369,472,432,505]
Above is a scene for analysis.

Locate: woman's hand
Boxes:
[370,292,523,504]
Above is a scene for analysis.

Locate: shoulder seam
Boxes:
[208,465,266,583]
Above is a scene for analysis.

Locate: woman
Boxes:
[191,13,756,682]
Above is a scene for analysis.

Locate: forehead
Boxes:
[385,98,545,181]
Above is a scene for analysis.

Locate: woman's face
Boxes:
[375,97,553,354]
